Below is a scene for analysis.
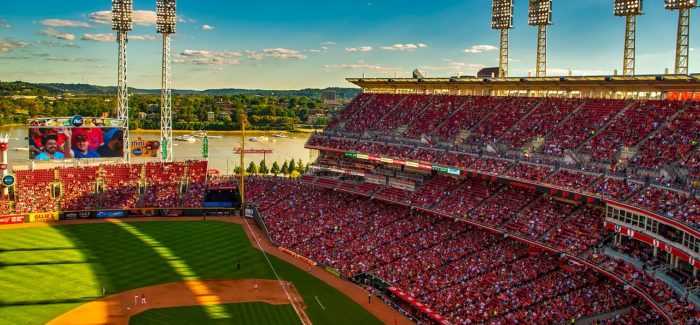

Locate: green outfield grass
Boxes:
[130,302,301,325]
[0,220,381,325]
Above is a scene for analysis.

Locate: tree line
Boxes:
[0,92,333,130]
[234,159,310,178]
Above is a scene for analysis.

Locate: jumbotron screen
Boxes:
[28,116,125,160]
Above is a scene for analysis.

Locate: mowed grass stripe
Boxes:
[0,221,381,325]
[130,302,301,325]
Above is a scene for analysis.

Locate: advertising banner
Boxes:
[96,210,126,219]
[0,214,26,224]
[130,137,160,159]
[29,212,59,222]
[64,211,94,220]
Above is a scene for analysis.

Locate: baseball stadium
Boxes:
[3,0,700,324]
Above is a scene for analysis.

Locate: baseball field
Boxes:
[0,218,384,325]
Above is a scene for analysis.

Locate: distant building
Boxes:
[320,90,339,107]
[477,67,500,78]
[207,111,215,121]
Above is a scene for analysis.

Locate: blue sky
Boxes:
[0,0,696,89]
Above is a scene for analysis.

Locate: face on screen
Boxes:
[44,139,59,154]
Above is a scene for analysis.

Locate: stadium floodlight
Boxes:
[529,0,552,77]
[113,0,133,162]
[528,0,552,26]
[665,0,697,10]
[492,0,514,78]
[112,0,133,31]
[492,0,514,29]
[157,0,177,162]
[613,0,643,76]
[614,0,643,16]
[157,0,177,34]
[665,0,697,75]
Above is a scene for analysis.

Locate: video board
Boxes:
[28,116,125,160]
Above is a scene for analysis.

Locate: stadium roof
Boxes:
[348,74,700,96]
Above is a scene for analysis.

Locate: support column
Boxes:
[499,28,509,78]
[117,31,130,162]
[675,8,691,75]
[160,33,173,162]
[536,25,547,77]
[623,15,636,76]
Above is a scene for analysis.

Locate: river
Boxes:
[0,126,315,174]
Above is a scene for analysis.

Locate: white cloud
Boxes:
[81,34,115,42]
[261,48,307,60]
[81,34,154,42]
[201,24,215,30]
[175,49,241,65]
[691,48,696,52]
[463,45,498,53]
[46,57,96,63]
[325,64,403,72]
[307,49,322,53]
[37,40,79,48]
[345,46,373,52]
[0,18,10,28]
[41,19,90,28]
[130,35,155,41]
[40,28,76,41]
[321,41,336,45]
[380,43,427,51]
[0,39,29,52]
[90,10,157,26]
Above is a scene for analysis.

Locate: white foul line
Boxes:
[315,296,326,310]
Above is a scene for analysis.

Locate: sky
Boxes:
[0,0,697,90]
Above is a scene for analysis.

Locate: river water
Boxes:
[0,126,315,174]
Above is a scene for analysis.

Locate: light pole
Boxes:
[112,0,133,162]
[492,0,514,78]
[665,0,697,75]
[614,0,643,76]
[529,0,552,77]
[157,0,176,162]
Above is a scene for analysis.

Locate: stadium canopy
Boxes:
[348,74,700,99]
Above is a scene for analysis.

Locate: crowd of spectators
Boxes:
[583,101,680,162]
[504,196,577,240]
[506,162,555,182]
[14,169,57,214]
[594,177,643,201]
[142,162,185,208]
[58,166,100,211]
[543,206,607,254]
[0,194,13,215]
[102,163,142,210]
[547,169,602,193]
[540,99,627,156]
[500,98,582,149]
[602,258,699,323]
[250,178,650,324]
[629,186,689,215]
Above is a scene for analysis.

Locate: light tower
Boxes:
[157,0,176,162]
[665,0,697,75]
[529,0,552,77]
[0,134,9,196]
[492,0,514,78]
[112,0,133,161]
[614,0,643,76]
